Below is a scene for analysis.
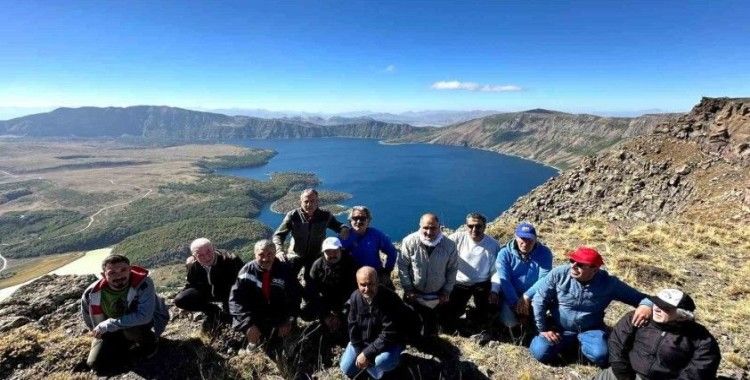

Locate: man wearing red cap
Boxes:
[529,247,653,367]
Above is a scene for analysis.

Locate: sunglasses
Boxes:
[569,259,594,269]
[351,216,368,222]
[467,224,485,230]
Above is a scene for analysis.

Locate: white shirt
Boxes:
[449,231,501,285]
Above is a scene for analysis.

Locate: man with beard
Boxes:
[81,255,170,372]
[229,239,301,348]
[397,213,458,337]
[306,237,356,336]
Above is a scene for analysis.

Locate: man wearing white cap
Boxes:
[595,288,721,380]
[305,237,357,334]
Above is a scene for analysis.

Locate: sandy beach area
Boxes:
[0,247,112,302]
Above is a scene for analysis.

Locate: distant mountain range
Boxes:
[0,105,683,169]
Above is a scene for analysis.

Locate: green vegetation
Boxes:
[1,172,320,261]
[112,217,269,267]
[271,189,352,214]
[197,149,276,170]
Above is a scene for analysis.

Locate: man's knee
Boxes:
[529,335,556,363]
[339,344,359,378]
[173,288,202,311]
[581,343,609,367]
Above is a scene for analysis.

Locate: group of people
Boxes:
[80,188,722,379]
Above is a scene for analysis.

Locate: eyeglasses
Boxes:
[467,224,485,230]
[351,217,368,222]
[569,259,593,269]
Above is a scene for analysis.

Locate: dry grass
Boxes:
[0,251,83,288]
[487,216,750,376]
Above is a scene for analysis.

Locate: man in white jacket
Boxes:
[398,213,458,337]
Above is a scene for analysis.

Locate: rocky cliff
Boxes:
[503,97,750,224]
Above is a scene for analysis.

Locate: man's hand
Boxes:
[540,330,561,344]
[438,293,449,304]
[404,291,417,302]
[488,292,499,305]
[246,325,262,344]
[278,321,293,337]
[340,227,350,240]
[355,352,370,369]
[324,314,341,331]
[275,251,288,262]
[515,296,531,316]
[91,327,104,339]
[631,305,652,327]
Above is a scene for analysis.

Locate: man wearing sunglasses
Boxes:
[339,206,398,287]
[443,212,501,335]
[529,247,653,367]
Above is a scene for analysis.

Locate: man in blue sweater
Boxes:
[339,206,398,286]
[530,247,652,367]
[491,221,553,332]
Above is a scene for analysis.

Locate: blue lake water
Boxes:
[219,138,558,241]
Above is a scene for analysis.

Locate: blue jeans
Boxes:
[529,329,608,367]
[499,303,519,328]
[339,342,403,379]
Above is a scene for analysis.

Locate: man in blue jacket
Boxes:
[530,247,652,367]
[491,221,553,332]
[339,206,398,286]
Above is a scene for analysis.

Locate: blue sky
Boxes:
[1,0,748,118]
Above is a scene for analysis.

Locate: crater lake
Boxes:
[220,138,558,241]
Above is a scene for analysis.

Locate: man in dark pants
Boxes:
[444,212,501,335]
[173,238,244,329]
[81,254,170,373]
[305,237,356,338]
[229,239,301,349]
[273,188,350,281]
[340,266,409,379]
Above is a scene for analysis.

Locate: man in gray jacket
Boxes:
[81,254,170,373]
[398,213,458,336]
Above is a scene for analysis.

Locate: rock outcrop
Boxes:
[503,97,750,224]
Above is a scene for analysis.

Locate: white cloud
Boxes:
[385,64,396,73]
[430,81,522,92]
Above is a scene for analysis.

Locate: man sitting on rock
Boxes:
[444,212,501,335]
[398,213,459,337]
[305,237,356,339]
[340,266,411,379]
[529,247,652,367]
[595,288,721,380]
[492,221,553,336]
[173,238,244,330]
[81,254,170,373]
[228,239,301,349]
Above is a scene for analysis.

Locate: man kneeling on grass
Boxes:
[340,266,412,379]
[229,239,301,350]
[81,254,170,373]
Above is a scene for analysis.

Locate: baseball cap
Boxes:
[321,237,342,252]
[650,288,696,312]
[568,246,605,267]
[515,222,537,239]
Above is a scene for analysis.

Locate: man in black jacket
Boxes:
[228,239,301,348]
[340,266,408,379]
[305,237,356,336]
[273,188,349,280]
[595,288,721,380]
[173,238,244,327]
